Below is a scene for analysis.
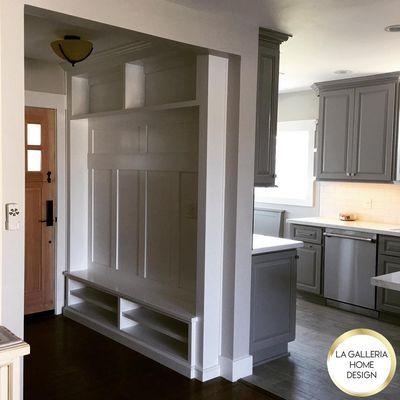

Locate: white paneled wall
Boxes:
[87,107,198,293]
[320,181,400,224]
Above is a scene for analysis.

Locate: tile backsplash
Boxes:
[319,182,400,224]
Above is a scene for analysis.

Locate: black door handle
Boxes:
[47,171,52,183]
[39,200,54,226]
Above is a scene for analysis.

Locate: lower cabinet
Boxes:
[296,244,322,295]
[377,255,400,314]
[250,250,297,365]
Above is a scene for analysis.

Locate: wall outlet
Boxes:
[363,199,373,209]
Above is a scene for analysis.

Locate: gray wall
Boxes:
[254,89,320,237]
[25,58,66,95]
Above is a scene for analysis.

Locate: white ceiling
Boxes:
[167,0,400,92]
[24,12,150,63]
[25,1,400,92]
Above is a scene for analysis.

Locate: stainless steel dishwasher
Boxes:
[324,228,377,310]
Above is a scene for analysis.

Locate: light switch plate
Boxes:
[5,203,20,231]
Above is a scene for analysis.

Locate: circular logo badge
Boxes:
[327,329,396,397]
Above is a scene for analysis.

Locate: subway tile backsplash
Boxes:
[319,182,400,224]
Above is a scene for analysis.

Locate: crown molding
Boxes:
[312,71,400,93]
[259,27,291,45]
[60,39,154,72]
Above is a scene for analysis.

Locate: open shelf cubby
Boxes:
[71,53,197,118]
[64,273,196,371]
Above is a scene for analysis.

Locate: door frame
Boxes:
[25,90,67,315]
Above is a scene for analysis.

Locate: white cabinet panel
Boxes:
[145,172,179,283]
[179,173,198,291]
[92,126,142,154]
[117,170,142,275]
[147,121,197,154]
[92,169,113,267]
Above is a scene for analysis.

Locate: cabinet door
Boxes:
[254,44,279,187]
[296,244,322,295]
[377,255,400,314]
[316,89,354,180]
[352,83,396,181]
[250,251,297,354]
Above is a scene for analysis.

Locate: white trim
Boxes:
[194,363,221,382]
[25,90,67,315]
[220,355,253,382]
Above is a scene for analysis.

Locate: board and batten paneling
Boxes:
[91,169,113,268]
[87,108,198,293]
[69,119,89,270]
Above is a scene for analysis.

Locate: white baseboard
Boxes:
[194,363,221,381]
[219,355,253,382]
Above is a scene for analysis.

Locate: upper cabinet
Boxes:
[254,28,291,187]
[314,73,400,182]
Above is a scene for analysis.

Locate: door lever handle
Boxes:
[47,171,52,183]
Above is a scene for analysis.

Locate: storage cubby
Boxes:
[120,298,189,361]
[71,52,197,118]
[67,281,118,328]
[71,65,125,116]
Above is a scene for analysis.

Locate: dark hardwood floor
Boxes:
[243,297,400,400]
[24,313,279,400]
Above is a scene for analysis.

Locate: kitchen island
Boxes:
[372,271,400,292]
[250,234,303,365]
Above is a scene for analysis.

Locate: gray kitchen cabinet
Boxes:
[297,243,322,295]
[250,250,297,365]
[317,89,354,180]
[352,83,396,181]
[290,224,323,295]
[314,73,400,182]
[254,28,290,187]
[377,255,400,314]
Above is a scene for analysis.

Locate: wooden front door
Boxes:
[25,107,56,315]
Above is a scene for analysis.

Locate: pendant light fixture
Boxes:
[50,35,93,66]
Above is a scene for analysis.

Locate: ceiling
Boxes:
[24,12,151,64]
[167,0,400,92]
[25,1,400,92]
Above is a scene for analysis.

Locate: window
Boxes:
[255,120,316,207]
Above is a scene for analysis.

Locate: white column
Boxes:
[195,54,228,381]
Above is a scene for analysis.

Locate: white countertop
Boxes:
[252,234,303,255]
[371,271,400,292]
[287,217,400,236]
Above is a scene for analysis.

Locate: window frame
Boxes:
[255,119,317,207]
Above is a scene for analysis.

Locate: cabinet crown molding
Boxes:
[312,71,400,94]
[259,27,291,46]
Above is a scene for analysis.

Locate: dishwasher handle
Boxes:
[323,232,376,243]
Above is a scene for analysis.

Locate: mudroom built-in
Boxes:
[23,7,240,382]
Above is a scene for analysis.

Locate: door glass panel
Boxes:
[27,150,42,171]
[27,123,42,145]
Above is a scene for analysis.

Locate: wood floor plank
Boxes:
[23,313,278,400]
[243,297,400,400]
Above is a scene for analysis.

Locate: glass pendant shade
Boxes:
[50,35,93,66]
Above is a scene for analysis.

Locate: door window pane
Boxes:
[27,123,41,145]
[27,150,42,171]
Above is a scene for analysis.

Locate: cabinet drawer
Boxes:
[291,224,322,244]
[379,236,400,257]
